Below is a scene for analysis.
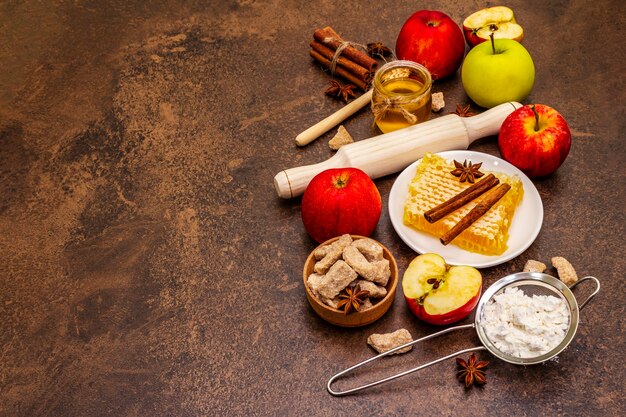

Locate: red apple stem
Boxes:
[489,33,495,54]
[531,104,539,131]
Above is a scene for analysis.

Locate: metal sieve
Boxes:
[327,272,600,396]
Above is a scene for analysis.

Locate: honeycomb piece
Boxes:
[403,153,524,255]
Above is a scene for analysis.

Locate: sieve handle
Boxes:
[327,323,485,396]
[569,276,600,310]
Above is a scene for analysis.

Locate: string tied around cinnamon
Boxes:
[324,37,370,77]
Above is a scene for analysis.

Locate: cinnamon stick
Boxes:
[424,174,499,223]
[440,183,512,246]
[313,26,378,72]
[309,49,368,91]
[310,40,371,82]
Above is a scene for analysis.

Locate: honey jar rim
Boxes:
[373,60,432,98]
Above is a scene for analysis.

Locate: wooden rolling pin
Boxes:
[274,102,521,199]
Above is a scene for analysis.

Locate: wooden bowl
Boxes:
[303,235,398,327]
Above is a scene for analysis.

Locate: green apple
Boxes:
[461,37,534,108]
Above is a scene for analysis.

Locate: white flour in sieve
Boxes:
[481,286,569,358]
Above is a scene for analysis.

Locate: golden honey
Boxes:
[371,60,432,133]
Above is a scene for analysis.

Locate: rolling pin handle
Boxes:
[295,90,374,147]
[273,171,292,199]
[463,102,522,141]
[274,152,346,199]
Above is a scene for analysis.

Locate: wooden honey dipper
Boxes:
[274,102,521,199]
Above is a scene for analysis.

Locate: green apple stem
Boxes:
[489,33,495,54]
[531,104,539,131]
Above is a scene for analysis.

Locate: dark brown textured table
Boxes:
[1,1,624,416]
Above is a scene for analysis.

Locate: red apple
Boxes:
[301,168,381,243]
[498,104,572,178]
[395,10,465,80]
[462,6,524,47]
[402,253,482,325]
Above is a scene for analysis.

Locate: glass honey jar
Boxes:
[371,60,432,133]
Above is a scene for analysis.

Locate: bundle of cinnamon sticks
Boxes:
[423,174,511,246]
[310,26,378,91]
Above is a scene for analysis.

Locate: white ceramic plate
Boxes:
[389,150,543,268]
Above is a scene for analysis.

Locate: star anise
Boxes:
[451,160,484,183]
[367,42,393,58]
[337,285,370,314]
[325,80,357,102]
[450,103,477,117]
[456,353,488,388]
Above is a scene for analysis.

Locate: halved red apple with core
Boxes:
[463,6,524,47]
[402,253,482,325]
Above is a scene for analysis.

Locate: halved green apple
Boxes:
[402,253,482,325]
[463,6,524,47]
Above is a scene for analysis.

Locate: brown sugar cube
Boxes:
[343,244,390,286]
[364,260,390,285]
[360,298,374,310]
[523,260,547,273]
[306,273,325,298]
[350,279,387,299]
[312,245,330,260]
[316,260,358,300]
[313,233,352,260]
[309,275,371,309]
[431,92,445,112]
[367,329,413,354]
[322,294,342,309]
[313,234,353,274]
[308,273,341,308]
[328,125,354,150]
[552,256,578,285]
[351,238,383,261]
[306,275,342,308]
